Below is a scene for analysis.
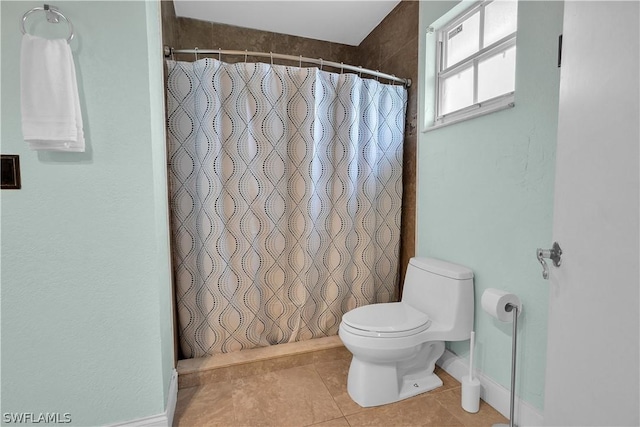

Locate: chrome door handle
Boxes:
[537,242,562,280]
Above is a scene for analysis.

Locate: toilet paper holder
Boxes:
[536,242,562,280]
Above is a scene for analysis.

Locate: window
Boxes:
[433,0,518,127]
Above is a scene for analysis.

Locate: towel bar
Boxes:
[20,4,74,43]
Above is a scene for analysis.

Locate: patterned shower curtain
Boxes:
[166,58,407,358]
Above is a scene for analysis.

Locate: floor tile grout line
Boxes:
[344,412,356,427]
[311,361,351,419]
[311,360,374,420]
[303,415,350,427]
[432,396,469,427]
[299,363,347,426]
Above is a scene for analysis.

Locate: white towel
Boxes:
[20,34,85,152]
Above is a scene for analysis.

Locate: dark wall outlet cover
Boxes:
[1,155,21,189]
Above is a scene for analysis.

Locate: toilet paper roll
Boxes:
[481,288,522,322]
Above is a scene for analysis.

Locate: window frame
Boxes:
[433,0,517,127]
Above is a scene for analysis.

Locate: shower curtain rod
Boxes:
[164,46,411,88]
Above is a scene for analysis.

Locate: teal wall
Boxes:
[417,1,563,410]
[1,1,174,424]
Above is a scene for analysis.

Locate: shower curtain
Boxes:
[166,58,407,358]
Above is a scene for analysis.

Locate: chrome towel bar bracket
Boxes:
[20,4,74,43]
[537,242,562,280]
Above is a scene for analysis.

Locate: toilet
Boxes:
[338,257,474,407]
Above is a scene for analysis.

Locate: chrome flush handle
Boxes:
[537,242,562,280]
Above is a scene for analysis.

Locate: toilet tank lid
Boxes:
[409,257,474,280]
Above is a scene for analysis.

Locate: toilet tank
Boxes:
[401,257,474,341]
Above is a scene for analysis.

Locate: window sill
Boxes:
[423,96,515,133]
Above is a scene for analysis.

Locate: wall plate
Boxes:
[1,155,21,189]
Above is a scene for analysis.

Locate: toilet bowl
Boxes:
[338,257,474,407]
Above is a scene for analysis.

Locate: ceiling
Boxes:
[172,1,401,46]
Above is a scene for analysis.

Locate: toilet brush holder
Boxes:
[461,330,480,413]
[461,375,481,413]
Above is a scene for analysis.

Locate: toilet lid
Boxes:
[342,302,430,335]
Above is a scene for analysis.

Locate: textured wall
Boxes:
[1,1,174,424]
[161,0,419,297]
[417,0,564,411]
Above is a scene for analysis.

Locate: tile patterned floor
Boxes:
[174,356,508,426]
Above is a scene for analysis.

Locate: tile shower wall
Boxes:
[161,1,358,70]
[161,0,419,295]
[357,0,419,293]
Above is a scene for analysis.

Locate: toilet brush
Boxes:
[461,331,481,413]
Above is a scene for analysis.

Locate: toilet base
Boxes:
[398,371,443,401]
[346,341,445,407]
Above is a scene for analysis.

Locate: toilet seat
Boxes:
[341,302,431,338]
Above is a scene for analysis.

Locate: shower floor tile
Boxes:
[174,357,508,426]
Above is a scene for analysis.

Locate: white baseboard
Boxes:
[437,350,543,427]
[165,368,178,426]
[109,369,178,427]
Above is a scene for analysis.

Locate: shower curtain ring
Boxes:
[194,47,198,61]
[218,48,222,61]
[299,55,302,68]
[244,50,248,63]
[320,58,323,70]
[359,66,363,77]
[340,62,344,74]
[270,52,273,65]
